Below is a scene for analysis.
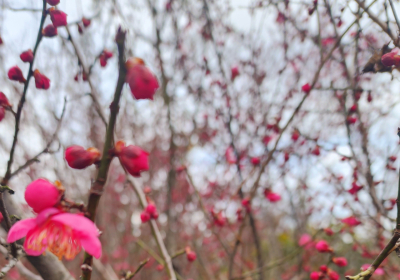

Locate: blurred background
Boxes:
[1,0,400,279]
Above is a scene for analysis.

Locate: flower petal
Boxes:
[7,218,36,243]
[50,213,99,237]
[36,207,61,225]
[80,235,102,259]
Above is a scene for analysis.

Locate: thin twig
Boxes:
[123,259,149,280]
[388,0,400,32]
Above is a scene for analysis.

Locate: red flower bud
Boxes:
[324,228,334,236]
[20,49,34,63]
[99,50,113,67]
[241,198,251,212]
[341,216,361,226]
[231,66,239,81]
[140,211,151,223]
[327,270,339,280]
[0,92,11,107]
[25,179,61,213]
[310,272,322,280]
[332,257,348,267]
[65,146,101,169]
[347,116,357,124]
[315,240,332,253]
[311,146,320,156]
[186,250,197,262]
[349,104,357,112]
[319,265,328,273]
[125,58,159,100]
[0,107,5,122]
[251,157,260,165]
[302,83,311,94]
[381,49,400,67]
[33,70,50,90]
[8,66,25,83]
[116,141,149,177]
[291,131,300,141]
[49,8,67,28]
[42,24,58,37]
[46,0,60,6]
[145,203,159,219]
[82,17,91,27]
[264,189,281,202]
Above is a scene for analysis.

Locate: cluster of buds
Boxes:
[42,4,68,37]
[310,265,339,280]
[8,64,51,91]
[99,50,113,67]
[78,17,91,34]
[0,92,11,122]
[140,203,159,223]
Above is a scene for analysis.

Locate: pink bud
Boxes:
[264,189,281,202]
[327,270,339,280]
[251,157,260,165]
[225,147,237,164]
[82,18,91,27]
[42,24,58,37]
[186,251,197,262]
[125,58,159,100]
[291,131,300,141]
[140,211,151,223]
[117,141,149,177]
[341,216,361,226]
[49,8,67,28]
[315,240,332,253]
[145,203,158,219]
[65,146,101,169]
[319,265,327,273]
[33,70,50,90]
[311,146,320,156]
[8,66,25,83]
[46,0,60,6]
[302,83,311,94]
[99,50,113,67]
[324,228,334,236]
[25,179,61,213]
[241,198,251,212]
[332,257,347,267]
[231,66,239,81]
[20,49,34,63]
[310,272,322,280]
[0,92,11,107]
[381,49,400,67]
[347,116,357,124]
[298,234,312,246]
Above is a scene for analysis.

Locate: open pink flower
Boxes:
[25,179,61,213]
[125,58,159,100]
[7,208,101,260]
[115,141,149,177]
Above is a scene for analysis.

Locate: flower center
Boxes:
[26,221,81,260]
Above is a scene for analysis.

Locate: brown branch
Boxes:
[123,258,149,280]
[80,27,127,280]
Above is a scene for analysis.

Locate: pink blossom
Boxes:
[7,208,101,260]
[25,179,61,213]
[327,269,339,280]
[298,234,312,246]
[332,257,347,267]
[315,240,332,253]
[310,272,322,280]
[264,189,281,202]
[341,216,361,226]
